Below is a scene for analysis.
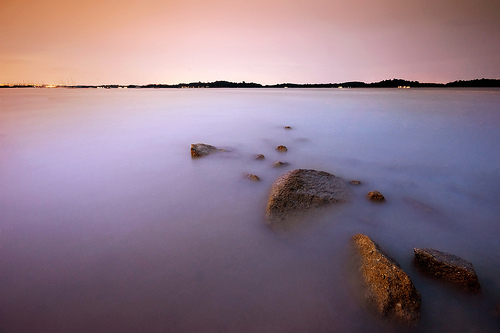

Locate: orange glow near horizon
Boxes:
[1,0,499,85]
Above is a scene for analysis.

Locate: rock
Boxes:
[350,180,362,185]
[276,145,288,152]
[191,143,219,157]
[367,190,385,201]
[265,169,347,224]
[246,174,261,182]
[255,154,265,160]
[413,248,481,293]
[272,161,289,168]
[352,234,421,324]
[284,126,292,129]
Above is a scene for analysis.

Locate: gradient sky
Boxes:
[1,0,499,85]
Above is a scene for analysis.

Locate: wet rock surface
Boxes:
[190,143,219,157]
[367,190,385,201]
[352,234,421,324]
[414,248,481,293]
[276,145,288,152]
[265,169,347,224]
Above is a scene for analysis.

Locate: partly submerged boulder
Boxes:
[276,145,288,152]
[246,174,261,182]
[255,154,266,160]
[272,161,289,168]
[265,169,347,224]
[367,190,385,201]
[414,248,481,293]
[352,234,421,324]
[191,143,220,157]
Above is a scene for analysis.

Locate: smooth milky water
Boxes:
[1,88,500,332]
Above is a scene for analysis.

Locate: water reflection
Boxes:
[0,88,499,332]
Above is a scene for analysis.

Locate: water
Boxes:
[1,88,499,332]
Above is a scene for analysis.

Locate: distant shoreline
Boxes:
[1,78,499,89]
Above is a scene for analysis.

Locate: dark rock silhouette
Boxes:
[265,169,347,224]
[352,234,421,324]
[414,248,481,293]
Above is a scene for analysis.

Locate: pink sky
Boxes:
[1,0,499,85]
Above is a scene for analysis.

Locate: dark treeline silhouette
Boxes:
[1,79,499,89]
[445,78,500,87]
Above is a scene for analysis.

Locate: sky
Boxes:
[1,0,499,85]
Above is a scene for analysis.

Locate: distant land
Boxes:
[1,78,499,89]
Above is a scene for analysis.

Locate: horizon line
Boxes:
[1,78,500,88]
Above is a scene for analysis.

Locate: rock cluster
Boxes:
[352,234,422,324]
[414,248,481,293]
[266,169,347,224]
[190,127,489,326]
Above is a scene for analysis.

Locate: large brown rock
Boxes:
[414,248,481,293]
[352,234,421,324]
[265,169,347,224]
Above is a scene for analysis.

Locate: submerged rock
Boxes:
[191,143,219,157]
[246,174,261,182]
[276,145,288,152]
[414,248,481,293]
[350,180,362,185]
[255,154,266,160]
[265,169,347,224]
[367,190,385,201]
[352,234,421,324]
[272,161,289,168]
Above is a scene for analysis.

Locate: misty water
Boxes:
[1,88,499,332]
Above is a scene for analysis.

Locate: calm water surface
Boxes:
[1,88,500,332]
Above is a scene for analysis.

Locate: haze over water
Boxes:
[1,88,500,332]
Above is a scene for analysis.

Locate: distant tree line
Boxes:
[1,78,499,89]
